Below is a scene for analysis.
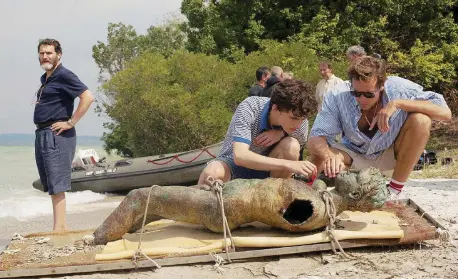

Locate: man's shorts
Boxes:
[35,127,76,195]
[331,142,396,177]
[214,157,270,180]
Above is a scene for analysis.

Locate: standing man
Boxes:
[315,61,344,112]
[34,39,94,231]
[249,66,271,97]
[346,45,366,62]
[307,56,451,196]
[199,79,317,184]
[260,66,284,97]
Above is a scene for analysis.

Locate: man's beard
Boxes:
[40,62,55,71]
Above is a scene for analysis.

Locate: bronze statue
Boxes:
[93,168,388,245]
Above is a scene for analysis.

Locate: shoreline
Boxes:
[1,181,457,278]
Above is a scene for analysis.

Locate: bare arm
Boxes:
[233,142,290,171]
[233,142,316,176]
[392,100,451,121]
[307,136,334,160]
[51,90,95,135]
[71,90,95,124]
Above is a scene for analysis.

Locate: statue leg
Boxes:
[93,186,228,245]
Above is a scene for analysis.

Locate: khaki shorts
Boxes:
[330,142,396,177]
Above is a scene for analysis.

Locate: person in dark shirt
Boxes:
[260,66,284,97]
[34,38,94,231]
[249,66,271,96]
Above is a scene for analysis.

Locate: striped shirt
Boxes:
[310,76,449,159]
[219,97,309,159]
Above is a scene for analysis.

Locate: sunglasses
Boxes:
[349,87,381,98]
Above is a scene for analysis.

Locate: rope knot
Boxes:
[205,176,235,261]
[321,190,353,259]
[206,176,225,194]
[131,185,162,269]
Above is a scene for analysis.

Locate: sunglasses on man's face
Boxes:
[349,87,381,98]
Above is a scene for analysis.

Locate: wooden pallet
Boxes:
[0,199,444,278]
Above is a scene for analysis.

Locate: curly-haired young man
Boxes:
[198,79,317,184]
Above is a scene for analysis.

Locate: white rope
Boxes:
[321,190,353,259]
[209,251,226,273]
[206,176,235,262]
[436,227,457,247]
[132,185,161,269]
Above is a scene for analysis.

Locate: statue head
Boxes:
[328,168,388,211]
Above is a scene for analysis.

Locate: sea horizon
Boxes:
[0,133,103,146]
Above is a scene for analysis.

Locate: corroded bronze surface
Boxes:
[93,168,388,245]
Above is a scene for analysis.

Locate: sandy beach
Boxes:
[1,180,457,279]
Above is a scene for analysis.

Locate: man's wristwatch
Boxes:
[67,119,75,127]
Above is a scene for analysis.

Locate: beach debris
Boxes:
[42,252,52,259]
[1,249,21,255]
[83,234,95,245]
[11,233,26,241]
[34,237,50,244]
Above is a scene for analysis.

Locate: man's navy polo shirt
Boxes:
[33,64,88,124]
[218,96,309,159]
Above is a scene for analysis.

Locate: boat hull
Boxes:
[32,142,222,193]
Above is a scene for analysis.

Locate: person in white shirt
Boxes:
[315,61,344,112]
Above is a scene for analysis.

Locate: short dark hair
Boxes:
[348,56,387,88]
[319,60,332,69]
[270,79,317,118]
[255,66,270,81]
[37,38,62,55]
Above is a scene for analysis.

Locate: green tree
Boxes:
[94,20,188,156]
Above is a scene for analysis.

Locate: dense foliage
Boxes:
[94,1,458,156]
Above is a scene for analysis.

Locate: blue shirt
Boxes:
[219,97,309,159]
[33,64,88,124]
[310,76,448,159]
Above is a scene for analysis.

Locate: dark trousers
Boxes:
[35,127,76,195]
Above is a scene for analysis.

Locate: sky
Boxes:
[0,0,182,137]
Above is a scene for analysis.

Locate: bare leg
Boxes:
[308,147,352,175]
[198,160,231,185]
[51,192,67,231]
[269,137,301,178]
[93,186,222,245]
[393,113,431,182]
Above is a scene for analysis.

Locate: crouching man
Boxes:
[307,56,451,196]
[199,79,317,184]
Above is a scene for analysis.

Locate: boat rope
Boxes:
[132,185,161,269]
[147,147,216,165]
[206,176,236,262]
[321,190,353,259]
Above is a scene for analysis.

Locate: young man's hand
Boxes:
[323,154,345,178]
[285,160,317,178]
[254,130,285,147]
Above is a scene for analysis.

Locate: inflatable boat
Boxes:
[32,142,223,193]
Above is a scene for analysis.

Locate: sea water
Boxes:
[0,145,119,221]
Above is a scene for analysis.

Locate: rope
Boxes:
[132,185,161,269]
[206,176,236,262]
[209,251,226,273]
[436,227,457,247]
[321,190,353,259]
[147,148,216,165]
